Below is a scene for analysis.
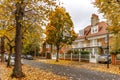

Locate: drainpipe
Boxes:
[106,30,109,68]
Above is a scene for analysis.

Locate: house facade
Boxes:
[41,42,64,59]
[72,14,109,63]
[41,14,113,63]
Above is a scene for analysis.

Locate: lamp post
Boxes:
[106,30,109,68]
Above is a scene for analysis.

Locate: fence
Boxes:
[59,53,89,62]
[114,54,120,65]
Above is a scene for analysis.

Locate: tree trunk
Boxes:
[7,46,12,67]
[34,47,36,58]
[56,45,59,62]
[1,37,5,62]
[50,44,52,59]
[12,0,25,78]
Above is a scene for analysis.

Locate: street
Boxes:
[23,59,120,80]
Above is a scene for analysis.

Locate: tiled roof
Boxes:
[77,21,108,39]
[77,25,91,39]
[86,21,108,38]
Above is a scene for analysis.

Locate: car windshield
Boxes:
[100,54,110,56]
[27,55,32,57]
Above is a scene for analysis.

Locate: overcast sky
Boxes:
[59,0,105,33]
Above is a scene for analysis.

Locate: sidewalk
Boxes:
[0,62,66,80]
[0,63,5,80]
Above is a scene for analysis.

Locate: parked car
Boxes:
[4,54,15,65]
[97,54,111,63]
[25,55,33,60]
[21,54,26,59]
[9,56,15,65]
[4,54,24,65]
[4,54,9,61]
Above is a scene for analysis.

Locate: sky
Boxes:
[59,0,106,33]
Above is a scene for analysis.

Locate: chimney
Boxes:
[91,14,99,27]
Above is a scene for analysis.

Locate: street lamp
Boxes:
[106,30,109,68]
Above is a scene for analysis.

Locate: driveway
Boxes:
[23,59,120,80]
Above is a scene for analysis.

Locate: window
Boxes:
[78,42,82,48]
[105,35,109,43]
[46,44,50,48]
[91,25,98,34]
[94,48,98,54]
[79,30,84,36]
[90,39,98,46]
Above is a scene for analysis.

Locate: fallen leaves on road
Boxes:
[38,59,120,75]
[80,63,120,75]
[0,62,66,80]
[37,59,84,66]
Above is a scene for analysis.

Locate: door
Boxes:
[90,48,98,63]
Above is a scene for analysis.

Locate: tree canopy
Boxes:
[0,0,58,78]
[45,7,77,61]
[93,0,120,33]
[94,0,120,54]
[46,7,77,46]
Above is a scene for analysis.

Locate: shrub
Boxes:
[80,51,89,54]
[66,50,73,54]
[80,51,89,61]
[73,50,79,54]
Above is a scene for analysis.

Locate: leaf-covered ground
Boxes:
[37,59,120,75]
[0,62,66,80]
[1,59,120,80]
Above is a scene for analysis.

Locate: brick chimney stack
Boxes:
[91,14,99,27]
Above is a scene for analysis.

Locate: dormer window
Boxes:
[91,25,98,34]
[79,30,84,36]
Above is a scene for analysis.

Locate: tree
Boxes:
[0,1,16,65]
[0,0,58,78]
[5,25,15,67]
[22,24,44,56]
[11,0,25,77]
[0,0,17,63]
[0,37,5,62]
[93,0,120,27]
[46,7,77,62]
[93,0,120,54]
[110,33,120,54]
[0,16,7,63]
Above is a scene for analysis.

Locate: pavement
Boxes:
[23,59,120,80]
[0,63,4,80]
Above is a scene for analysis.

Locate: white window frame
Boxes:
[91,25,98,34]
[79,30,84,36]
[78,42,82,48]
[90,39,98,46]
[46,44,50,48]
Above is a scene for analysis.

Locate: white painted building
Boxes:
[72,14,108,63]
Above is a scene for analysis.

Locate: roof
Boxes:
[77,21,108,39]
[86,21,108,38]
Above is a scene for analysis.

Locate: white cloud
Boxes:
[59,0,105,33]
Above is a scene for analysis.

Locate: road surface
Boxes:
[23,59,120,80]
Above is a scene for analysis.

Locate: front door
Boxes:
[90,48,98,63]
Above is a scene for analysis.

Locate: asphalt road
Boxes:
[23,59,120,80]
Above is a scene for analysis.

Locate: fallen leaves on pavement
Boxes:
[0,62,66,80]
[38,59,120,75]
[37,59,84,66]
[80,63,120,75]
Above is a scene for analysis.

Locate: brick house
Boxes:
[72,14,109,63]
[41,42,64,59]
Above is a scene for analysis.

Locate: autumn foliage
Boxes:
[45,7,77,62]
